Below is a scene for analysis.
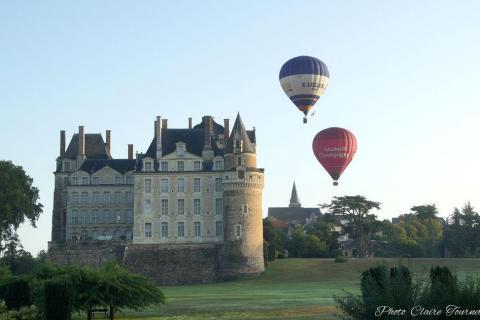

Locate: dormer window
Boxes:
[63,161,71,172]
[176,143,186,157]
[234,140,243,152]
[144,161,152,171]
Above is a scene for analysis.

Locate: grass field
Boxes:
[76,258,480,320]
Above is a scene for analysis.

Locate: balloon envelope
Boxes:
[312,127,357,183]
[279,56,329,117]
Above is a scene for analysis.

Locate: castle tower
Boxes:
[221,113,265,279]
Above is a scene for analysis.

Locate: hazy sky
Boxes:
[1,1,479,255]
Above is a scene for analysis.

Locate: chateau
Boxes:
[48,114,265,284]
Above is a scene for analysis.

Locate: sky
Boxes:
[1,1,479,255]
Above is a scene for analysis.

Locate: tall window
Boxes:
[103,210,110,224]
[144,179,152,193]
[214,160,223,170]
[93,192,100,205]
[125,191,132,203]
[236,225,242,238]
[92,177,99,185]
[194,199,201,215]
[72,192,78,205]
[114,192,121,204]
[193,178,201,192]
[115,209,121,223]
[215,198,223,215]
[237,156,242,166]
[63,177,69,185]
[161,161,168,171]
[81,210,87,224]
[126,209,133,224]
[81,192,88,205]
[177,222,184,238]
[161,222,168,239]
[115,176,122,184]
[194,222,201,238]
[92,210,99,224]
[104,192,111,206]
[82,177,88,185]
[144,199,151,213]
[71,210,78,224]
[177,199,184,215]
[72,177,78,185]
[145,223,152,238]
[241,204,249,215]
[126,176,133,184]
[216,221,223,237]
[161,179,169,193]
[177,178,185,192]
[193,161,201,171]
[161,199,168,216]
[177,161,184,172]
[214,178,222,192]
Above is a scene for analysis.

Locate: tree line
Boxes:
[264,195,480,260]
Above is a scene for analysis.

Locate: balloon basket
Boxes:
[333,181,338,186]
[303,117,307,124]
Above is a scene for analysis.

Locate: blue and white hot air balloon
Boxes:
[279,56,330,123]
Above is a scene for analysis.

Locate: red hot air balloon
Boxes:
[312,127,357,186]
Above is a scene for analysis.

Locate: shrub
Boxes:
[267,243,277,261]
[44,278,72,320]
[0,277,31,310]
[334,256,348,263]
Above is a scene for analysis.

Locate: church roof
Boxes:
[224,113,255,154]
[268,207,321,224]
[64,133,110,160]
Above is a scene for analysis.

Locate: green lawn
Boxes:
[76,258,480,320]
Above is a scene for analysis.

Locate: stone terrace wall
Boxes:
[47,241,126,268]
[47,242,221,285]
[123,244,219,285]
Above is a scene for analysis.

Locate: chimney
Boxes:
[203,116,212,150]
[156,116,162,160]
[128,144,133,160]
[188,117,192,129]
[161,118,168,130]
[105,130,111,154]
[60,130,66,156]
[78,126,85,157]
[224,119,230,141]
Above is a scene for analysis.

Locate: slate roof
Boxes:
[268,207,321,224]
[224,114,255,154]
[144,124,224,158]
[64,133,110,160]
[79,159,136,174]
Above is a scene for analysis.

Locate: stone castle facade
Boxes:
[48,114,265,284]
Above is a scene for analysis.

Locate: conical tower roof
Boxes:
[289,181,301,208]
[224,113,255,154]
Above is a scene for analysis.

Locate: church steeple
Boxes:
[289,181,301,208]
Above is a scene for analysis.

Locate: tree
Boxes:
[322,196,381,258]
[0,161,43,252]
[410,204,441,257]
[443,203,480,257]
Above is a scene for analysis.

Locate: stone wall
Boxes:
[47,242,220,286]
[123,243,219,285]
[47,241,126,268]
